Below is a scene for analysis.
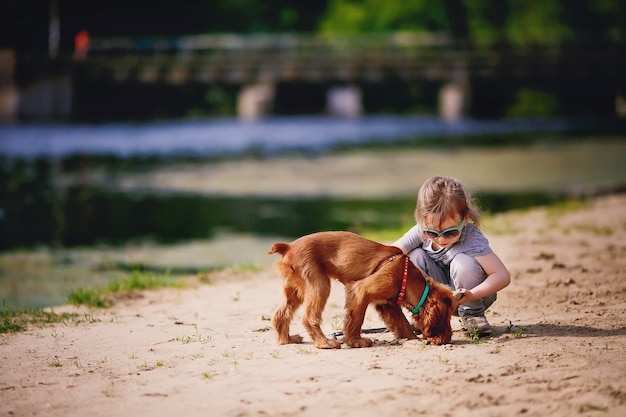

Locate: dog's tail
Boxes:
[268,242,290,256]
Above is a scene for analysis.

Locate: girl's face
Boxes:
[421,213,466,249]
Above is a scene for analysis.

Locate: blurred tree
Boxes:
[318,0,625,44]
[502,0,572,45]
[319,0,450,34]
[561,0,625,42]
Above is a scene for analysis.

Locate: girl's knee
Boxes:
[408,248,450,286]
[408,248,429,270]
[450,253,486,288]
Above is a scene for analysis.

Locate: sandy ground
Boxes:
[1,188,625,416]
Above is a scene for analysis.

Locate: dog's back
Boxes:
[269,231,401,283]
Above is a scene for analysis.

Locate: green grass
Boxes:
[0,305,90,334]
[67,270,185,308]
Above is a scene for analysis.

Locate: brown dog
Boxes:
[269,231,457,349]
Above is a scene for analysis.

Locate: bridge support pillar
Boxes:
[439,79,470,122]
[0,50,19,123]
[237,82,275,121]
[326,86,362,118]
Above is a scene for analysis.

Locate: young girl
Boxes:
[393,176,510,336]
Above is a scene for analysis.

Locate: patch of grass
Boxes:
[482,216,523,236]
[67,270,184,308]
[572,224,613,236]
[0,305,89,334]
[362,226,412,244]
[545,198,591,217]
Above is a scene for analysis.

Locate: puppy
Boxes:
[269,231,457,349]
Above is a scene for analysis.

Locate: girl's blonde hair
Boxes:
[414,176,481,229]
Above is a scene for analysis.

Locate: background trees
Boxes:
[1,0,624,54]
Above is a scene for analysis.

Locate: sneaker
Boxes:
[461,315,492,337]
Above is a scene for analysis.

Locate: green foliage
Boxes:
[318,0,625,44]
[507,88,560,118]
[320,0,449,34]
[503,0,572,45]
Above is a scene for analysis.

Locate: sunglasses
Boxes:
[422,219,465,239]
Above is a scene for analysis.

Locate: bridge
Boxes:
[3,34,625,121]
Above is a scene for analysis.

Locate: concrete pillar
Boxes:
[616,92,626,118]
[0,49,19,123]
[326,86,362,118]
[19,76,73,120]
[439,80,470,122]
[237,82,275,121]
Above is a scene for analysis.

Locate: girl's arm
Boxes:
[392,224,422,254]
[455,252,510,304]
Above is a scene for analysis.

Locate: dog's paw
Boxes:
[288,334,304,344]
[424,334,452,346]
[315,338,342,349]
[345,337,374,348]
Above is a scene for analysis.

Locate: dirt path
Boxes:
[1,193,625,416]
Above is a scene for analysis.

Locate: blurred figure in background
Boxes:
[74,30,89,60]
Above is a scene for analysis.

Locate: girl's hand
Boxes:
[453,288,474,305]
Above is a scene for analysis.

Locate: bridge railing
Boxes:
[81,33,623,84]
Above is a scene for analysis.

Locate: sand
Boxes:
[1,189,625,416]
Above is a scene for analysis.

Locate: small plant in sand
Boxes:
[49,359,63,367]
[330,317,342,330]
[506,320,526,338]
[490,345,503,354]
[175,325,211,344]
[202,372,214,380]
[297,347,314,355]
[468,325,484,344]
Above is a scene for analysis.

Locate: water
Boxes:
[0,115,571,159]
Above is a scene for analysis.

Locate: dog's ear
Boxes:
[444,292,457,310]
